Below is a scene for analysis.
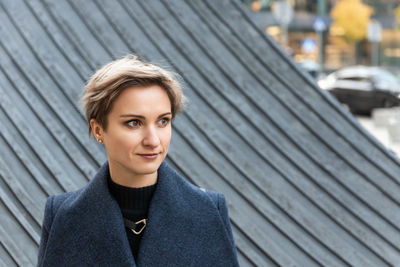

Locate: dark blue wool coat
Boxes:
[37,161,239,266]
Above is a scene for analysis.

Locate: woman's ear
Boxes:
[90,119,104,143]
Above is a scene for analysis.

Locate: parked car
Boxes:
[318,66,400,115]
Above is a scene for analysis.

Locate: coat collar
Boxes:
[50,161,237,266]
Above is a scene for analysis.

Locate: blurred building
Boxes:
[242,0,400,73]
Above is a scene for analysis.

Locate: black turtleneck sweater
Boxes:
[107,175,157,260]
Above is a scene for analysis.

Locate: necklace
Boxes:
[123,218,147,235]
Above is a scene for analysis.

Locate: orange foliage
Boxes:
[331,0,374,42]
[395,6,400,23]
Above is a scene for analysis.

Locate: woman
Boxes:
[37,55,239,266]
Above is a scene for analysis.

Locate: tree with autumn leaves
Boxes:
[395,5,400,28]
[331,0,374,63]
[331,0,374,43]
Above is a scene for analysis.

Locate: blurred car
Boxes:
[318,66,400,115]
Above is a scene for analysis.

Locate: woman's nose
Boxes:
[142,126,160,147]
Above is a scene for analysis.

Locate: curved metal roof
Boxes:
[1,0,400,266]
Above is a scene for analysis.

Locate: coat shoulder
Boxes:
[43,187,85,229]
[199,187,222,210]
[165,165,222,207]
[50,189,82,214]
[161,162,226,210]
[52,190,76,207]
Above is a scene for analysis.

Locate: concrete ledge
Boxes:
[388,119,400,143]
[372,107,400,127]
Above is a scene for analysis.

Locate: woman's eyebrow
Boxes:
[158,112,172,118]
[119,112,172,119]
[120,114,145,119]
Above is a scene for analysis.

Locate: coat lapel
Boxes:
[47,162,136,266]
[137,162,237,266]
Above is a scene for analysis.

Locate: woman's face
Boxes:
[91,85,172,187]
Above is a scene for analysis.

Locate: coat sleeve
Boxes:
[205,190,239,266]
[216,193,237,249]
[37,195,55,267]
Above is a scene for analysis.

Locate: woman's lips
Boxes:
[138,153,159,160]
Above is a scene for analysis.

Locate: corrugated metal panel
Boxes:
[0,0,399,266]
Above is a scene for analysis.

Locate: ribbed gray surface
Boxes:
[1,0,400,266]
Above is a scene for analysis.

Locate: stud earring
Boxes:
[98,139,103,144]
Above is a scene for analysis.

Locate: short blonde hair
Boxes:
[82,55,185,136]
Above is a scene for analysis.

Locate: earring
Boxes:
[97,139,103,144]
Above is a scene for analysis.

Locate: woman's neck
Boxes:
[108,164,158,188]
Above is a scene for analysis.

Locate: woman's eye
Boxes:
[158,118,170,127]
[127,120,141,128]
